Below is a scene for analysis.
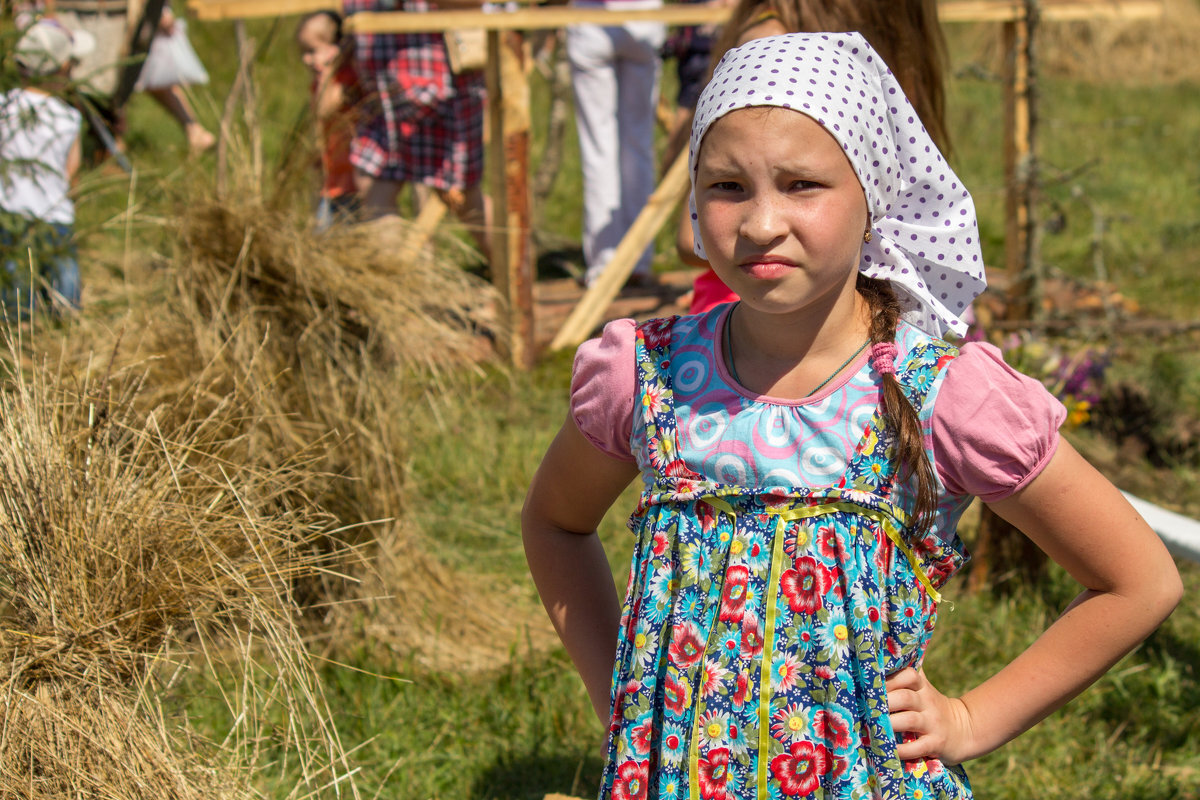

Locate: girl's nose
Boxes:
[740,193,788,246]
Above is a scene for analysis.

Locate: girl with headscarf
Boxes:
[675,0,951,314]
[523,33,1179,800]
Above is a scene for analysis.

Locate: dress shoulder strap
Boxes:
[892,337,961,413]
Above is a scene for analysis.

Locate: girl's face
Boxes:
[694,107,869,320]
[297,20,340,74]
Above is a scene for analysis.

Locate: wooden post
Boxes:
[406,195,449,256]
[486,30,535,368]
[1001,4,1037,316]
[973,0,1047,593]
[549,149,691,351]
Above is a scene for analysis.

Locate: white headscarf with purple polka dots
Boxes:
[689,32,986,338]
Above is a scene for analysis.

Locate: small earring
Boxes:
[863,229,872,244]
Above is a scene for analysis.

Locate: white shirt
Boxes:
[0,88,82,225]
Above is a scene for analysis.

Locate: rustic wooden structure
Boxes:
[186,0,1164,363]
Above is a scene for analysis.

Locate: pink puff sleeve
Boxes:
[570,319,638,462]
[932,342,1069,502]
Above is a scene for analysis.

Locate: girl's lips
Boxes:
[739,260,797,280]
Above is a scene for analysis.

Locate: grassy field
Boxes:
[7,7,1200,799]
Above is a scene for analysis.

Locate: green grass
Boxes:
[13,14,1200,800]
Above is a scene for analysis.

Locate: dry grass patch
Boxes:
[951,0,1200,85]
[0,340,358,798]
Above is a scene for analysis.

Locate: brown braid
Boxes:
[857,275,939,536]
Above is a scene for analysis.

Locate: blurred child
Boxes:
[523,33,1181,800]
[296,10,361,230]
[135,3,216,154]
[1,18,92,314]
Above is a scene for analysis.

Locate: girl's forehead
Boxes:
[697,106,847,166]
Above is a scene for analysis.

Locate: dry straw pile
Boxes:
[81,121,528,667]
[956,0,1200,84]
[0,341,357,798]
[0,70,534,792]
[1038,0,1200,84]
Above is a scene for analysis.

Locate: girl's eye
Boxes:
[790,180,821,191]
[712,181,742,192]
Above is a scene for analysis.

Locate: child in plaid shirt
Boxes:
[345,0,490,258]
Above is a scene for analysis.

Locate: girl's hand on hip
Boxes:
[886,666,976,765]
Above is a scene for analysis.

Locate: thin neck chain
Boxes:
[723,303,871,398]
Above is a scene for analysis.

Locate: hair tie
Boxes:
[871,342,898,376]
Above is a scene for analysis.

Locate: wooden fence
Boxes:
[186,0,1164,366]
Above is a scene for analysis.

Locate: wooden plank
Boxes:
[189,0,1162,25]
[549,149,691,351]
[1001,16,1034,312]
[487,30,536,368]
[939,0,1163,23]
[343,5,729,32]
[190,0,338,20]
[406,194,449,255]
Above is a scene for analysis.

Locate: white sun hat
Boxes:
[15,18,97,77]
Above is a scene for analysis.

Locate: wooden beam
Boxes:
[486,30,536,368]
[1001,13,1035,314]
[188,0,1162,25]
[939,0,1163,23]
[549,150,690,351]
[190,0,338,20]
[344,5,729,32]
[407,194,449,255]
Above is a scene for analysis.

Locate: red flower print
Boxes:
[612,759,649,800]
[641,317,675,351]
[812,708,852,751]
[732,671,750,709]
[700,659,730,698]
[652,531,670,557]
[885,637,902,659]
[669,622,705,668]
[740,615,764,657]
[780,557,832,615]
[814,665,836,682]
[664,458,703,480]
[663,670,693,716]
[642,384,665,423]
[745,537,765,563]
[770,740,829,796]
[630,718,654,755]
[874,535,894,574]
[816,526,841,562]
[719,565,750,623]
[697,748,731,800]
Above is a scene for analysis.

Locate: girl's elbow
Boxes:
[1130,558,1184,629]
[1154,562,1184,620]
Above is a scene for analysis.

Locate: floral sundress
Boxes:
[600,315,973,800]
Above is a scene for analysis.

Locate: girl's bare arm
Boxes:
[66,132,82,186]
[887,439,1183,764]
[522,415,640,724]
